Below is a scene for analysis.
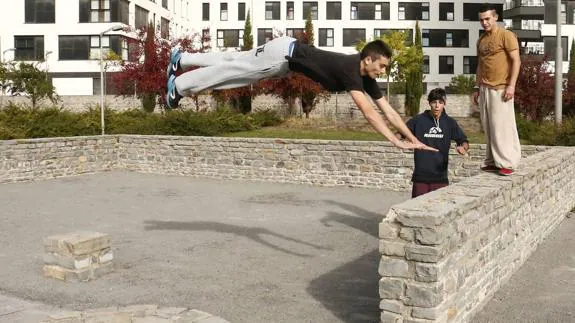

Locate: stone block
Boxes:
[380,311,402,323]
[379,256,411,278]
[379,299,404,314]
[405,283,443,308]
[44,231,111,256]
[379,278,405,300]
[42,312,83,323]
[43,252,92,270]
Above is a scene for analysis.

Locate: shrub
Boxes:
[0,103,282,139]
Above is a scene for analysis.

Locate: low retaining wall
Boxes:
[0,136,117,184]
[378,147,575,323]
[0,135,546,191]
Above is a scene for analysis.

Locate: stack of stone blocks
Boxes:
[43,231,114,282]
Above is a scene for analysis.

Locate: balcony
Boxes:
[512,29,542,41]
[504,0,544,18]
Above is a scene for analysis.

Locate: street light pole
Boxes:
[555,0,563,125]
[99,25,124,135]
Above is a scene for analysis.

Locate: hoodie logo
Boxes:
[424,127,444,138]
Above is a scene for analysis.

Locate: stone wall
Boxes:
[116,136,545,191]
[0,136,117,184]
[378,147,575,323]
[1,93,476,118]
[0,135,546,191]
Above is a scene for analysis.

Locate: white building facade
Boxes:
[0,0,507,95]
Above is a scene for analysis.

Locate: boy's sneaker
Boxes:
[481,165,499,172]
[166,75,181,109]
[498,168,514,176]
[166,46,182,78]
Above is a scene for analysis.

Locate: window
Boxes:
[319,28,334,47]
[375,29,413,46]
[257,28,273,45]
[202,3,209,21]
[161,18,170,39]
[286,28,305,38]
[544,36,568,61]
[217,29,244,48]
[303,2,318,20]
[446,32,453,47]
[439,3,454,21]
[463,56,477,74]
[25,0,55,23]
[463,3,503,21]
[14,36,44,60]
[422,55,429,74]
[422,29,468,48]
[162,0,168,9]
[85,0,111,23]
[561,3,566,24]
[439,56,454,74]
[238,2,246,20]
[326,2,341,20]
[135,5,149,29]
[286,1,294,20]
[265,2,280,20]
[220,3,228,20]
[422,29,429,47]
[113,0,130,24]
[343,28,366,46]
[59,36,90,60]
[351,2,390,20]
[398,2,429,20]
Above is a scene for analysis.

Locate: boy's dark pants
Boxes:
[411,182,448,198]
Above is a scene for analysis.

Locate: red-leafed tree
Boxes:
[260,10,330,118]
[111,23,210,112]
[514,55,559,121]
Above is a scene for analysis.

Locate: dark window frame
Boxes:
[238,2,246,20]
[439,2,454,21]
[439,55,454,74]
[265,1,281,20]
[303,2,319,20]
[257,28,273,46]
[25,0,55,23]
[14,35,45,61]
[202,3,210,21]
[351,2,390,20]
[318,28,334,47]
[217,29,244,48]
[326,1,342,20]
[342,28,366,47]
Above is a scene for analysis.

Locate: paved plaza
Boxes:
[0,172,573,323]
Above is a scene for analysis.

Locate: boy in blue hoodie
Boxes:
[397,88,469,198]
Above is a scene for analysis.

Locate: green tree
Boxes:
[449,75,476,94]
[6,62,58,108]
[355,30,409,97]
[304,10,315,46]
[241,10,253,51]
[404,21,424,116]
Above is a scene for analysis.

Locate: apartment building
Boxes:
[0,0,506,95]
[504,0,575,73]
[0,0,192,95]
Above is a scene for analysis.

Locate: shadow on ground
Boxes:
[307,200,385,323]
[144,220,330,257]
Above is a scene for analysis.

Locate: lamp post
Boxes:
[44,50,53,79]
[100,25,124,135]
[555,0,562,125]
[2,48,15,62]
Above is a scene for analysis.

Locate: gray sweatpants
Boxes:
[175,36,296,96]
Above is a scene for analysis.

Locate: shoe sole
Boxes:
[166,48,181,78]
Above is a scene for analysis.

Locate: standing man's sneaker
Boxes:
[166,75,182,109]
[481,165,499,172]
[166,46,182,78]
[498,168,514,176]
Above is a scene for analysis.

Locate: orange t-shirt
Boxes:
[477,28,519,89]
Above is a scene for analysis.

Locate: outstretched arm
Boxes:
[349,90,437,151]
[373,96,420,143]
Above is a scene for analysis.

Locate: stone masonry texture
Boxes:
[378,147,575,323]
[0,135,546,190]
[0,134,569,323]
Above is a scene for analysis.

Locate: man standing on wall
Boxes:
[472,4,522,176]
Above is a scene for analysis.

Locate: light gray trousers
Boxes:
[478,86,522,169]
[175,36,296,96]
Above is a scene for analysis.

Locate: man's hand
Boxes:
[503,85,515,102]
[395,140,438,152]
[456,143,469,156]
[471,90,480,105]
